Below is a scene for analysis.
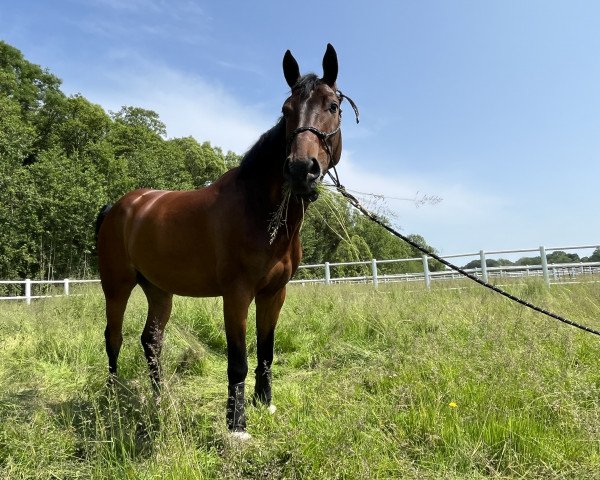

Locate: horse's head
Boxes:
[281,44,344,201]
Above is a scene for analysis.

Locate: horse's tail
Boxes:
[95,204,113,245]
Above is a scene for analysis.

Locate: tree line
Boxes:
[0,41,441,288]
[463,249,600,270]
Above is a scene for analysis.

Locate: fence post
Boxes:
[64,278,70,296]
[324,262,331,285]
[539,245,550,286]
[479,250,488,283]
[25,279,32,305]
[371,259,378,288]
[422,255,431,290]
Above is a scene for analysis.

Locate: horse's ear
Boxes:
[283,50,301,88]
[322,43,338,87]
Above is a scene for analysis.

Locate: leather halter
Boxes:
[286,90,359,166]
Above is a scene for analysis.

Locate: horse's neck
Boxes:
[237,124,307,240]
[240,168,307,234]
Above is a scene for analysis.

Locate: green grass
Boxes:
[1,280,600,479]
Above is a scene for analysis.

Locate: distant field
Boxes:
[1,280,599,479]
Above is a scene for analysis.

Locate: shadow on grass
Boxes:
[48,378,161,462]
[0,387,43,423]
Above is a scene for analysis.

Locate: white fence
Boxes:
[290,244,600,288]
[1,244,598,303]
[0,279,100,304]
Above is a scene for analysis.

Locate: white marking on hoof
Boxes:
[230,431,252,441]
[268,404,277,414]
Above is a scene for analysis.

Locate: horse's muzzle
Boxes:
[283,156,321,199]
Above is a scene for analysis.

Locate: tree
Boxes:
[516,256,541,266]
[0,95,35,164]
[463,258,514,269]
[349,213,416,274]
[0,41,63,117]
[28,147,106,278]
[546,251,580,264]
[0,165,40,280]
[111,106,167,137]
[404,234,444,272]
[299,189,352,268]
[168,137,229,188]
[585,247,600,263]
[55,95,112,158]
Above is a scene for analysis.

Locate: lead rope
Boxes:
[326,169,600,337]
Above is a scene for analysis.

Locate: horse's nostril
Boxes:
[307,158,321,180]
[284,157,321,190]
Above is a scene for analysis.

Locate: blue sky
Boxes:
[1,0,599,258]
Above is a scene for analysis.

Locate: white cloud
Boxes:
[336,151,509,226]
[331,151,516,254]
[71,55,273,154]
[88,0,205,18]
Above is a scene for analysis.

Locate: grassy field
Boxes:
[1,280,599,479]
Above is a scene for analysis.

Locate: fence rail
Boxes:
[290,244,600,287]
[0,279,100,304]
[1,244,598,302]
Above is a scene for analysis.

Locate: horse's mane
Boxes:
[238,74,323,179]
[238,117,286,178]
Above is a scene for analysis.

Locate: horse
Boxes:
[96,44,352,437]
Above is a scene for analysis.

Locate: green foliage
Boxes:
[0,167,39,279]
[464,258,515,269]
[0,95,35,162]
[0,41,63,117]
[547,251,581,264]
[466,251,585,270]
[111,105,167,136]
[56,94,112,157]
[168,138,231,188]
[515,251,582,267]
[0,42,239,281]
[583,247,600,263]
[298,190,442,279]
[1,282,599,478]
[28,147,107,277]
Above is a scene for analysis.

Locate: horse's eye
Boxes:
[329,103,339,113]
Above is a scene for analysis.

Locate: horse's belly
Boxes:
[130,243,222,297]
[142,266,222,297]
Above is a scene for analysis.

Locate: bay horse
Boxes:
[96,44,352,437]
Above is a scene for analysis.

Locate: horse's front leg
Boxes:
[223,290,252,434]
[253,287,286,411]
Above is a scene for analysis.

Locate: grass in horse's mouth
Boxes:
[268,184,293,244]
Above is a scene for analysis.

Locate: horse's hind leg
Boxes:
[104,279,136,378]
[139,280,173,391]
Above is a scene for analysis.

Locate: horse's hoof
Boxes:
[230,431,252,441]
[268,404,277,414]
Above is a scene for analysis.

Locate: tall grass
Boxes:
[1,280,599,479]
